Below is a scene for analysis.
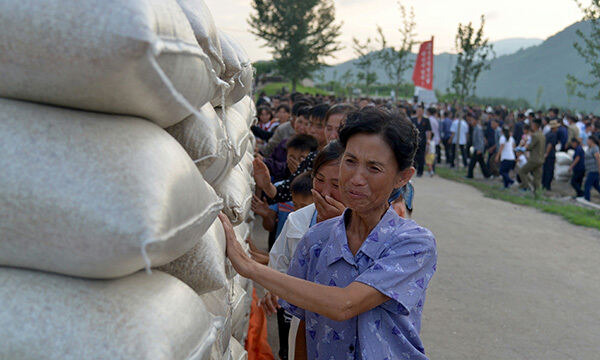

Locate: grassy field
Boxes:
[435,167,600,231]
[259,82,330,96]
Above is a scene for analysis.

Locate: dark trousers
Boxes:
[436,144,442,163]
[442,138,452,164]
[487,151,499,176]
[449,144,468,167]
[499,160,516,188]
[584,171,600,201]
[542,157,555,190]
[277,308,291,360]
[571,169,585,197]
[467,152,490,178]
[415,150,426,176]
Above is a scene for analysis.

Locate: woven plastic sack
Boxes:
[0,0,226,128]
[231,276,252,343]
[157,220,230,295]
[212,165,254,225]
[218,106,252,166]
[166,104,234,185]
[176,0,224,76]
[228,337,248,360]
[212,31,253,107]
[201,284,234,359]
[0,98,222,278]
[555,152,572,166]
[0,268,220,360]
[230,96,257,128]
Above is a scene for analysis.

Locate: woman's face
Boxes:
[325,113,344,143]
[259,109,271,124]
[294,115,310,135]
[339,133,412,214]
[309,117,327,148]
[312,161,342,203]
[276,108,290,123]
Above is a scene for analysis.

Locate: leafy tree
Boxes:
[449,15,494,105]
[352,37,378,91]
[568,0,600,99]
[248,0,342,92]
[375,3,417,100]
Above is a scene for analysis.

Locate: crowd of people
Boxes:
[225,90,600,360]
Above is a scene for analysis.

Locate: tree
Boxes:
[568,0,600,99]
[352,37,378,92]
[449,15,494,105]
[375,3,417,100]
[248,0,342,92]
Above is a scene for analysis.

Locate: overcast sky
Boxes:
[204,0,584,64]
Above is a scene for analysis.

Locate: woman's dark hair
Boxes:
[257,106,272,120]
[325,103,357,125]
[286,134,318,152]
[502,126,510,140]
[290,172,313,196]
[311,140,344,178]
[276,104,290,113]
[339,107,419,171]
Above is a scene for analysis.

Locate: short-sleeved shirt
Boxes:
[545,131,558,160]
[412,117,432,152]
[280,207,437,360]
[573,145,586,172]
[585,145,599,173]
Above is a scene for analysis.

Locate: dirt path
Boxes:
[413,176,600,359]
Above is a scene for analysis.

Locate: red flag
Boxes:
[412,37,434,90]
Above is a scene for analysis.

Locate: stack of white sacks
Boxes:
[0,0,255,359]
[555,151,574,182]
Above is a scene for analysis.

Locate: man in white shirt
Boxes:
[450,115,469,168]
[427,108,442,165]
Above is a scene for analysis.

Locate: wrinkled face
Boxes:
[309,117,327,148]
[276,108,290,123]
[312,161,342,203]
[259,109,271,124]
[291,193,313,210]
[325,113,345,143]
[286,147,310,173]
[294,115,310,135]
[340,134,411,214]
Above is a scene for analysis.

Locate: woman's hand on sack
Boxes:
[219,213,254,278]
[312,190,345,222]
[253,157,271,190]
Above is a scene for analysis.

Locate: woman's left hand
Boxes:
[219,213,254,278]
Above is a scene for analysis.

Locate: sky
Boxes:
[204,0,584,64]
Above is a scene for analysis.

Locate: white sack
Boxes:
[0,98,222,278]
[201,285,234,359]
[228,337,248,360]
[219,106,252,166]
[231,276,252,344]
[230,96,257,128]
[212,165,254,226]
[556,152,573,166]
[212,31,253,107]
[176,0,224,76]
[0,268,219,360]
[0,0,224,127]
[157,220,230,295]
[166,104,234,185]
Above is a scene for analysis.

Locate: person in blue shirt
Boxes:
[568,137,586,198]
[221,107,436,360]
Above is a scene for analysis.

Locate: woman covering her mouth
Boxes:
[221,106,437,360]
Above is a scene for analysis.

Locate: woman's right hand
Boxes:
[251,194,270,217]
[219,213,254,279]
[258,291,280,315]
[253,157,272,192]
[312,190,345,222]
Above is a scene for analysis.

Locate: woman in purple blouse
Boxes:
[222,107,437,359]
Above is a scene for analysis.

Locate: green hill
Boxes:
[317,21,599,113]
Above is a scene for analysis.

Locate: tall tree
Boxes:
[352,37,378,92]
[248,0,342,92]
[375,3,417,100]
[568,0,600,99]
[449,15,494,105]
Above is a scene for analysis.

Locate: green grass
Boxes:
[259,82,330,96]
[436,167,600,231]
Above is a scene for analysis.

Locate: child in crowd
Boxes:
[514,147,528,184]
[426,137,436,176]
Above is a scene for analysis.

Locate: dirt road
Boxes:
[413,176,600,359]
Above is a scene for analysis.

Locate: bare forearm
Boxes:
[261,214,276,232]
[248,262,350,321]
[264,183,277,199]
